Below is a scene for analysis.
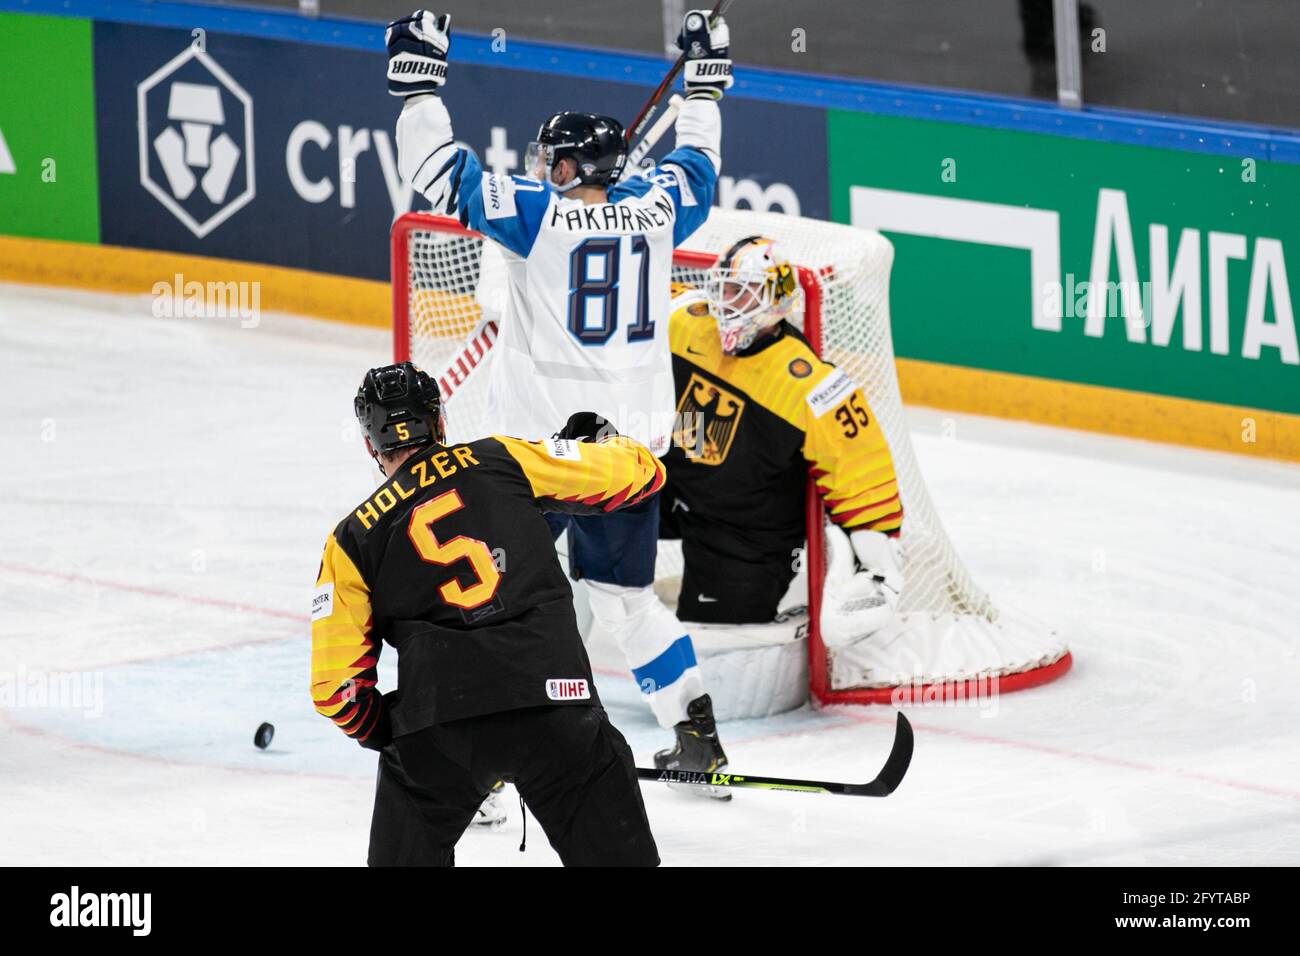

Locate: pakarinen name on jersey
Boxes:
[549,194,676,234]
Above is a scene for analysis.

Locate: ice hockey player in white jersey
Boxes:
[387,9,735,798]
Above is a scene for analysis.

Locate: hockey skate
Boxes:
[653,694,732,801]
[472,780,508,828]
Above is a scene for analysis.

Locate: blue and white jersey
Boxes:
[397,95,721,454]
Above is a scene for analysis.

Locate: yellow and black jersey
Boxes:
[662,289,902,568]
[311,434,665,744]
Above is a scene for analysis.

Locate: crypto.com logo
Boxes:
[137,46,255,238]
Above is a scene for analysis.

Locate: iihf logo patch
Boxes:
[546,679,591,701]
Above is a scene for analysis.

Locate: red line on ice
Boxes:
[0,561,305,622]
[0,708,357,782]
[7,563,1296,805]
[823,707,1300,804]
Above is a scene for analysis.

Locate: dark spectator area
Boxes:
[196,0,1299,129]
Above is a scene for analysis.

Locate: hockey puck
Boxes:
[254,722,275,750]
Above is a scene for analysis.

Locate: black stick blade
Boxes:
[848,712,914,797]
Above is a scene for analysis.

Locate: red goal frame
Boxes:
[391,213,1072,707]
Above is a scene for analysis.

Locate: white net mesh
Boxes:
[397,208,1066,696]
[401,220,497,445]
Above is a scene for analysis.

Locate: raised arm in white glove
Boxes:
[386,10,450,99]
[677,9,734,101]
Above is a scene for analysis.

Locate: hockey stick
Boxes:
[627,94,684,168]
[435,316,498,405]
[624,0,733,150]
[638,712,914,798]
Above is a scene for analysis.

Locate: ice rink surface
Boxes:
[3,282,1299,866]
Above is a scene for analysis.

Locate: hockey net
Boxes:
[392,208,1071,706]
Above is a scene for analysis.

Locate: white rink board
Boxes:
[2,282,1299,866]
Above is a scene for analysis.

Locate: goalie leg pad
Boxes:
[688,616,810,720]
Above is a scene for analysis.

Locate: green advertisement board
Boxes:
[829,112,1300,416]
[0,13,100,242]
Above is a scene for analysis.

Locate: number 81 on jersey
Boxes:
[567,235,656,346]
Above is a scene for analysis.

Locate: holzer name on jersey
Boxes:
[352,445,481,531]
[549,194,675,234]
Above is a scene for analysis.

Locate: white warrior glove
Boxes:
[820,525,904,649]
[386,10,451,98]
[677,9,734,100]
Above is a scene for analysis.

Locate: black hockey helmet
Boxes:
[526,112,627,189]
[354,362,443,456]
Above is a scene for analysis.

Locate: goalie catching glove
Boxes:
[820,524,904,649]
[677,9,734,100]
[386,10,450,97]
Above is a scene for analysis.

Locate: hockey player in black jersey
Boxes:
[310,362,661,866]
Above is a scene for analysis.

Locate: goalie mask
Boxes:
[704,235,804,354]
[354,361,444,459]
[524,112,627,192]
